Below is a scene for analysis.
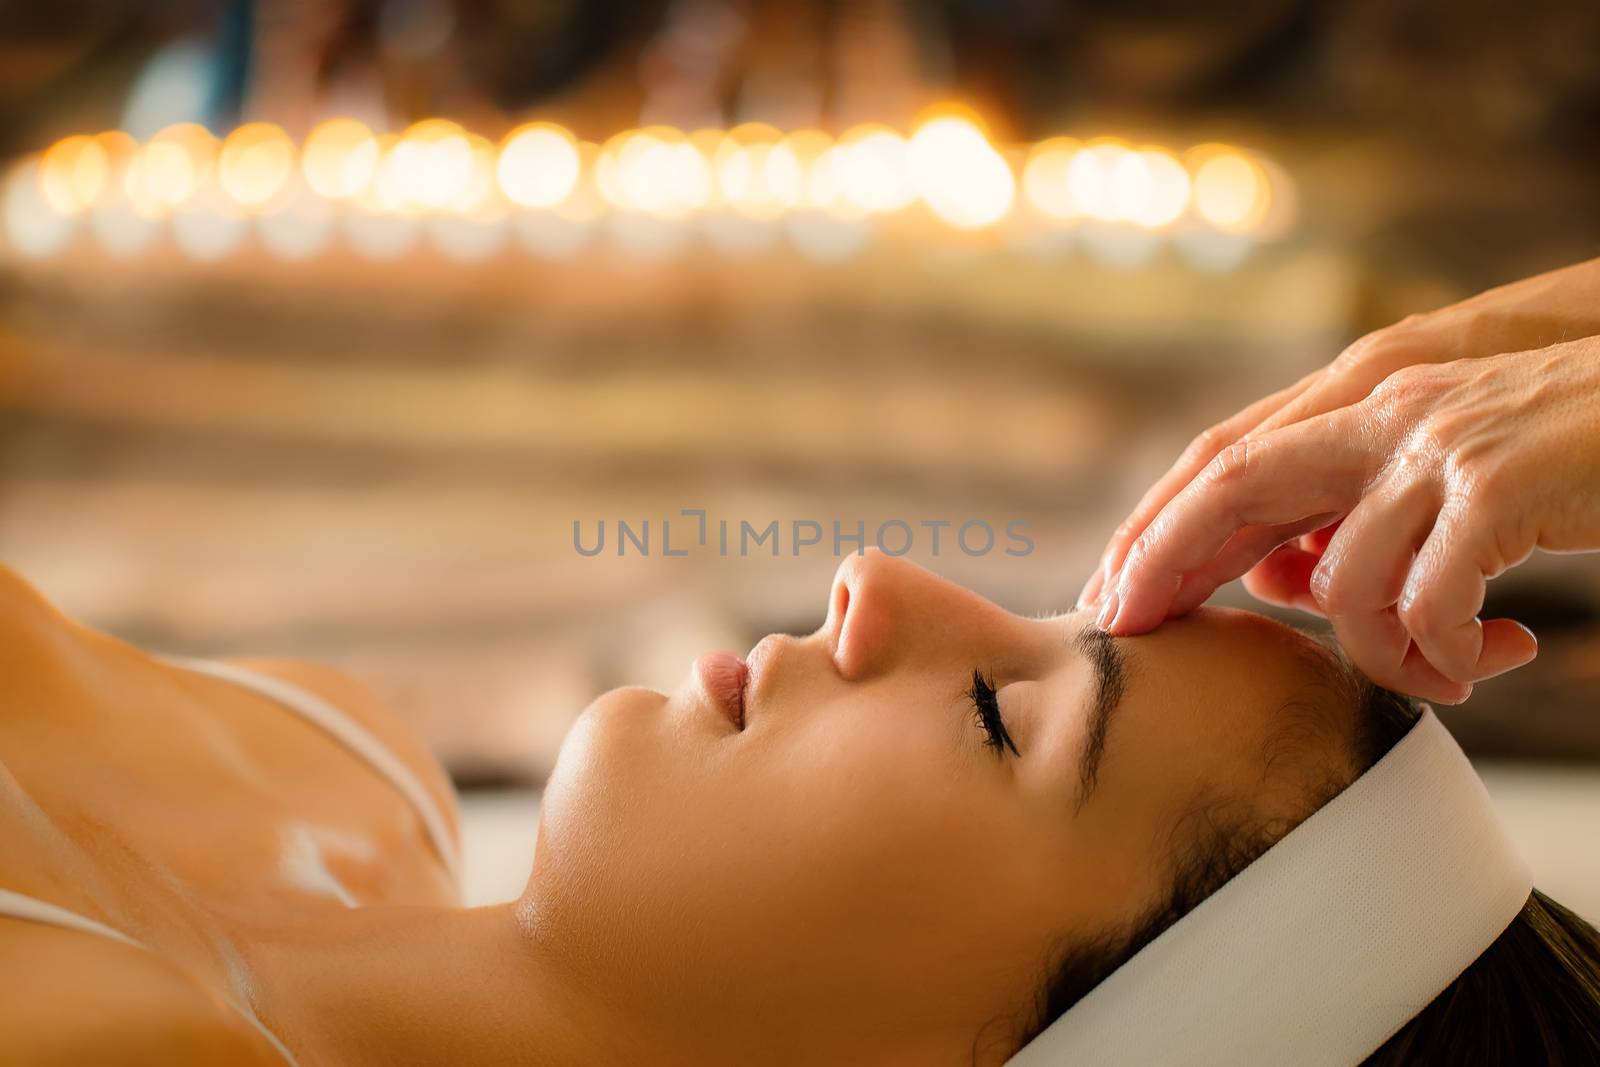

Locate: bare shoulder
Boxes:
[0,564,110,722]
[0,563,79,653]
[0,921,288,1066]
[215,655,460,841]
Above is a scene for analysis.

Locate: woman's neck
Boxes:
[241,902,635,1066]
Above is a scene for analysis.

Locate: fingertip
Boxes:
[1096,589,1120,631]
[1416,677,1472,706]
[1512,618,1538,652]
[1398,643,1474,704]
[1475,618,1539,679]
[1103,587,1167,636]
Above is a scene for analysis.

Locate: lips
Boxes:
[694,651,748,731]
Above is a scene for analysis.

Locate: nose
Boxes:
[824,549,1016,681]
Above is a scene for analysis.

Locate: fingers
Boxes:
[1300,517,1344,555]
[1394,638,1476,705]
[1243,351,1395,439]
[1075,373,1320,609]
[1311,477,1471,701]
[1103,405,1385,634]
[1341,604,1473,705]
[1304,488,1535,702]
[1079,340,1404,611]
[1401,501,1540,684]
[1164,512,1344,618]
[1235,516,1343,609]
[1240,541,1325,614]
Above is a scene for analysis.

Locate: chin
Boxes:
[539,685,668,841]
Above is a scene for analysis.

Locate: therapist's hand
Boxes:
[1078,257,1600,615]
[1093,338,1600,704]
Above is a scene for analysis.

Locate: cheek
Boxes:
[795,709,972,865]
[755,699,1035,942]
[747,702,1063,1024]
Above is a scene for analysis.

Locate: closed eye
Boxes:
[968,668,1020,758]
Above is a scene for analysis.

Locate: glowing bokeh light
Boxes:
[122,125,215,216]
[599,127,711,219]
[38,136,111,216]
[1021,137,1081,221]
[7,115,1295,266]
[449,132,498,213]
[387,118,475,210]
[804,146,846,211]
[302,118,379,199]
[497,122,580,209]
[4,158,78,257]
[1064,139,1132,222]
[1190,146,1270,233]
[1130,148,1190,228]
[369,133,415,213]
[218,123,295,208]
[1104,150,1154,224]
[836,125,916,214]
[907,115,1014,229]
[712,123,806,220]
[781,130,835,206]
[716,143,805,218]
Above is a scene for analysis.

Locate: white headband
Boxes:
[1008,707,1532,1067]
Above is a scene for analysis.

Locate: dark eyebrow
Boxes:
[1072,624,1129,809]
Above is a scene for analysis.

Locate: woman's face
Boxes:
[526,550,1347,1064]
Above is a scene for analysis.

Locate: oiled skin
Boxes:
[0,565,460,1063]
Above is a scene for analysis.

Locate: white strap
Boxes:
[1009,708,1532,1067]
[0,887,300,1065]
[161,656,461,889]
[0,885,146,950]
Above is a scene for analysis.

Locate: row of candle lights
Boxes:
[1,109,1294,268]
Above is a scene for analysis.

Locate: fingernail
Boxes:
[1097,590,1119,630]
[1514,620,1538,650]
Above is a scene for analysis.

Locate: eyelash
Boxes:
[968,668,1020,758]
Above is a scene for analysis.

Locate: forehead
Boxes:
[1131,605,1334,683]
[1090,606,1345,810]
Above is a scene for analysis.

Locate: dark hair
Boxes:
[1022,641,1600,1065]
[1356,678,1600,1065]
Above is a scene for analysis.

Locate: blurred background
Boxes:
[2,0,1598,910]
